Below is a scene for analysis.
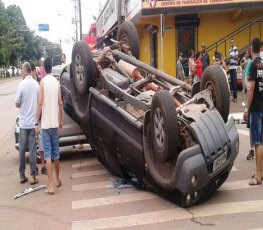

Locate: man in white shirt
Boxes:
[15,62,39,184]
[35,58,63,195]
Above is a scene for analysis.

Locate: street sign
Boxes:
[38,24,49,32]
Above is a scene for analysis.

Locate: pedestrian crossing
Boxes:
[70,127,258,230]
[72,200,263,230]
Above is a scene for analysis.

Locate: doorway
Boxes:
[150,30,158,68]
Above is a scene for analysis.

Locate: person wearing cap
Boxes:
[39,57,46,79]
[176,52,185,81]
[201,43,210,72]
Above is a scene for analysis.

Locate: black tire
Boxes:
[150,90,179,162]
[201,65,230,123]
[145,90,179,191]
[70,66,92,123]
[117,21,140,59]
[72,41,95,96]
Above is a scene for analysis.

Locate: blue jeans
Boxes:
[19,128,37,178]
[42,128,60,160]
[250,111,263,146]
[229,69,237,99]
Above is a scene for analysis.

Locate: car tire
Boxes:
[145,90,179,191]
[72,41,95,96]
[200,65,230,123]
[71,45,95,122]
[117,21,140,59]
[150,90,179,162]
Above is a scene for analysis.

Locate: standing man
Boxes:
[176,52,185,81]
[30,62,48,175]
[15,62,39,184]
[229,39,239,102]
[201,42,210,72]
[35,58,63,195]
[243,37,263,185]
[39,57,46,79]
[61,53,67,69]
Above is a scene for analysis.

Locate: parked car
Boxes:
[61,22,239,207]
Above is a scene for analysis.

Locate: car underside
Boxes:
[60,22,239,207]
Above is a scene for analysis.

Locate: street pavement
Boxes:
[1,79,260,230]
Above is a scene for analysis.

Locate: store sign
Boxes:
[96,0,118,38]
[143,0,263,8]
[38,24,49,32]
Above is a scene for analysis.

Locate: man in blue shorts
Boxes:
[35,58,63,194]
[244,37,263,185]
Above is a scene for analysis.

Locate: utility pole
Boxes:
[71,0,82,41]
[78,0,82,40]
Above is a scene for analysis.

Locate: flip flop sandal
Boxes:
[252,174,263,181]
[249,176,262,186]
[45,190,54,195]
[56,181,62,188]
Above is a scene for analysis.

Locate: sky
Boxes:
[2,0,106,62]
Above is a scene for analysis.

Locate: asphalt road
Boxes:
[0,78,262,230]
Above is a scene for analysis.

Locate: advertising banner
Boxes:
[143,0,263,9]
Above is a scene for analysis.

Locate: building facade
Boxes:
[98,0,263,76]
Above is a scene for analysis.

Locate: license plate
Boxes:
[213,152,227,172]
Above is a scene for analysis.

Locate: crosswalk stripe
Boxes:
[71,169,108,179]
[237,129,249,136]
[72,181,113,192]
[72,159,100,169]
[72,177,252,194]
[72,200,263,230]
[72,191,158,209]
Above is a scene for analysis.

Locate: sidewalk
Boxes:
[229,90,246,114]
[0,76,21,84]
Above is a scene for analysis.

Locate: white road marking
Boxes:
[231,166,237,172]
[219,179,254,191]
[72,159,100,169]
[72,191,158,209]
[237,129,249,136]
[72,200,263,230]
[71,169,108,179]
[72,181,113,192]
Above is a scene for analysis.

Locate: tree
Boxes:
[0,1,63,75]
[0,1,9,67]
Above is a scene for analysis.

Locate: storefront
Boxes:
[125,0,263,76]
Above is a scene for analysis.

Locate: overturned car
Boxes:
[61,23,238,207]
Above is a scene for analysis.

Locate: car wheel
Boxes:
[145,90,179,191]
[117,21,140,59]
[200,65,230,123]
[71,44,95,122]
[72,41,95,96]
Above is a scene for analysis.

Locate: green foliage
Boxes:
[0,1,62,71]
